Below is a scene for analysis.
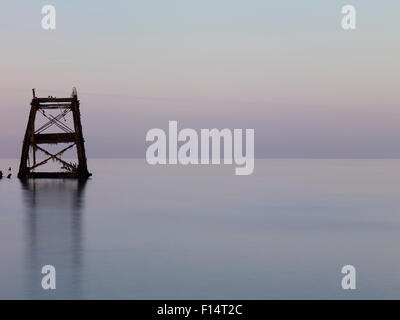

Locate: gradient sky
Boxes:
[0,0,399,158]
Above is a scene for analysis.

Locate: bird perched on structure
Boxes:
[7,173,11,179]
[0,171,3,179]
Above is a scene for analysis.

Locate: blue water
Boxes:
[0,159,400,299]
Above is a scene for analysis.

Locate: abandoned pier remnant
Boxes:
[18,88,91,179]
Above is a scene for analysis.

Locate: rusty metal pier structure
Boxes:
[18,88,91,179]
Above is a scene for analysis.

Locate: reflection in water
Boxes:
[1,159,397,299]
[21,179,87,299]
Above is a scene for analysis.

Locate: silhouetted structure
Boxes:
[18,88,91,179]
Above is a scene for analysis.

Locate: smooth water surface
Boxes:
[0,159,400,299]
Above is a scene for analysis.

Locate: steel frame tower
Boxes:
[18,88,91,179]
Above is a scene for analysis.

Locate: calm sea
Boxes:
[0,159,399,299]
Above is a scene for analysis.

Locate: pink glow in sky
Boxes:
[0,0,399,157]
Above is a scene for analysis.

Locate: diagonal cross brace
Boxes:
[36,109,67,132]
[29,143,76,171]
[36,109,73,134]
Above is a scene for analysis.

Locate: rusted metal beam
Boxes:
[34,133,76,144]
[71,95,90,177]
[38,104,72,109]
[18,99,38,178]
[36,98,73,103]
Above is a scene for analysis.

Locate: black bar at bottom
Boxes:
[0,300,397,318]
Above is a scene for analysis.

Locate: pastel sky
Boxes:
[0,0,399,158]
